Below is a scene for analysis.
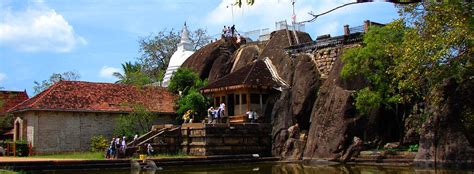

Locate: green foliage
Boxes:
[176,89,208,117]
[393,2,473,102]
[341,23,405,114]
[33,71,81,95]
[15,140,29,157]
[168,68,209,121]
[113,61,152,86]
[114,105,156,137]
[342,2,473,117]
[408,144,419,152]
[0,113,14,130]
[167,68,206,95]
[90,135,108,152]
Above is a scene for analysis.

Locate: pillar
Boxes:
[344,25,350,36]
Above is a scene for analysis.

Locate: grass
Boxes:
[150,152,189,159]
[28,151,105,160]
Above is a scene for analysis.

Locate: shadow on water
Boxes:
[9,162,474,174]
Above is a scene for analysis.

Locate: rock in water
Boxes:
[415,78,474,169]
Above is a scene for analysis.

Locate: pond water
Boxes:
[12,162,474,174]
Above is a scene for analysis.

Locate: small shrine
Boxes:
[201,57,289,123]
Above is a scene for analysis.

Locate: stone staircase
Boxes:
[229,115,247,123]
[127,124,182,156]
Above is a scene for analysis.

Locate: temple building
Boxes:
[161,23,195,87]
[201,57,289,123]
[8,81,176,153]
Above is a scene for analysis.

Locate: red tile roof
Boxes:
[0,90,29,116]
[8,81,177,114]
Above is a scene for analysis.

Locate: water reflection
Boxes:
[14,162,474,174]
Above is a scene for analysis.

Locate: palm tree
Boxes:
[113,62,151,85]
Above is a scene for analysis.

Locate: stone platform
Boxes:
[181,123,272,156]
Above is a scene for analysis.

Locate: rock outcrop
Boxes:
[415,78,474,168]
[271,54,320,160]
[303,58,366,160]
[258,30,312,84]
[181,39,239,82]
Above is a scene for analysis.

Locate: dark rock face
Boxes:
[303,58,366,160]
[415,78,474,168]
[259,30,312,84]
[207,39,239,82]
[181,39,238,82]
[290,55,320,130]
[271,54,320,160]
[230,43,264,72]
[181,40,223,79]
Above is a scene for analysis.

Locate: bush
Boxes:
[91,136,108,152]
[15,140,29,157]
[408,144,419,152]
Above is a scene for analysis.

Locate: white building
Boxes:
[161,23,195,87]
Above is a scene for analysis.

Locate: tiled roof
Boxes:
[202,58,289,93]
[0,90,29,116]
[8,81,177,114]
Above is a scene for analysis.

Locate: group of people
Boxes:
[222,25,236,38]
[207,102,226,124]
[106,133,139,159]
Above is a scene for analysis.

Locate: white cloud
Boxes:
[99,66,120,79]
[0,0,86,53]
[0,73,6,82]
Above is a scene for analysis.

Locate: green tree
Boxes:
[113,61,151,86]
[341,23,405,114]
[393,2,473,101]
[114,105,156,137]
[137,28,210,83]
[167,68,206,95]
[167,68,208,119]
[33,71,81,95]
[341,2,473,142]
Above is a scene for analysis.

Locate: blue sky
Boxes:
[0,0,399,96]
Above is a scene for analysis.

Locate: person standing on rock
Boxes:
[231,25,235,37]
[222,26,228,38]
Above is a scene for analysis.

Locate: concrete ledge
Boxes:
[0,155,279,171]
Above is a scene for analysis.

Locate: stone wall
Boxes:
[20,111,175,154]
[181,123,272,156]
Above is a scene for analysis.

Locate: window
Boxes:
[242,94,247,104]
[215,97,220,106]
[250,93,260,104]
[235,94,240,105]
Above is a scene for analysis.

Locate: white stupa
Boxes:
[162,22,195,87]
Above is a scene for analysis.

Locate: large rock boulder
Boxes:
[303,58,366,160]
[229,42,265,72]
[259,30,312,84]
[271,54,320,160]
[415,78,474,168]
[181,39,238,82]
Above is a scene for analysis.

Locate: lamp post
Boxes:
[227,3,235,25]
